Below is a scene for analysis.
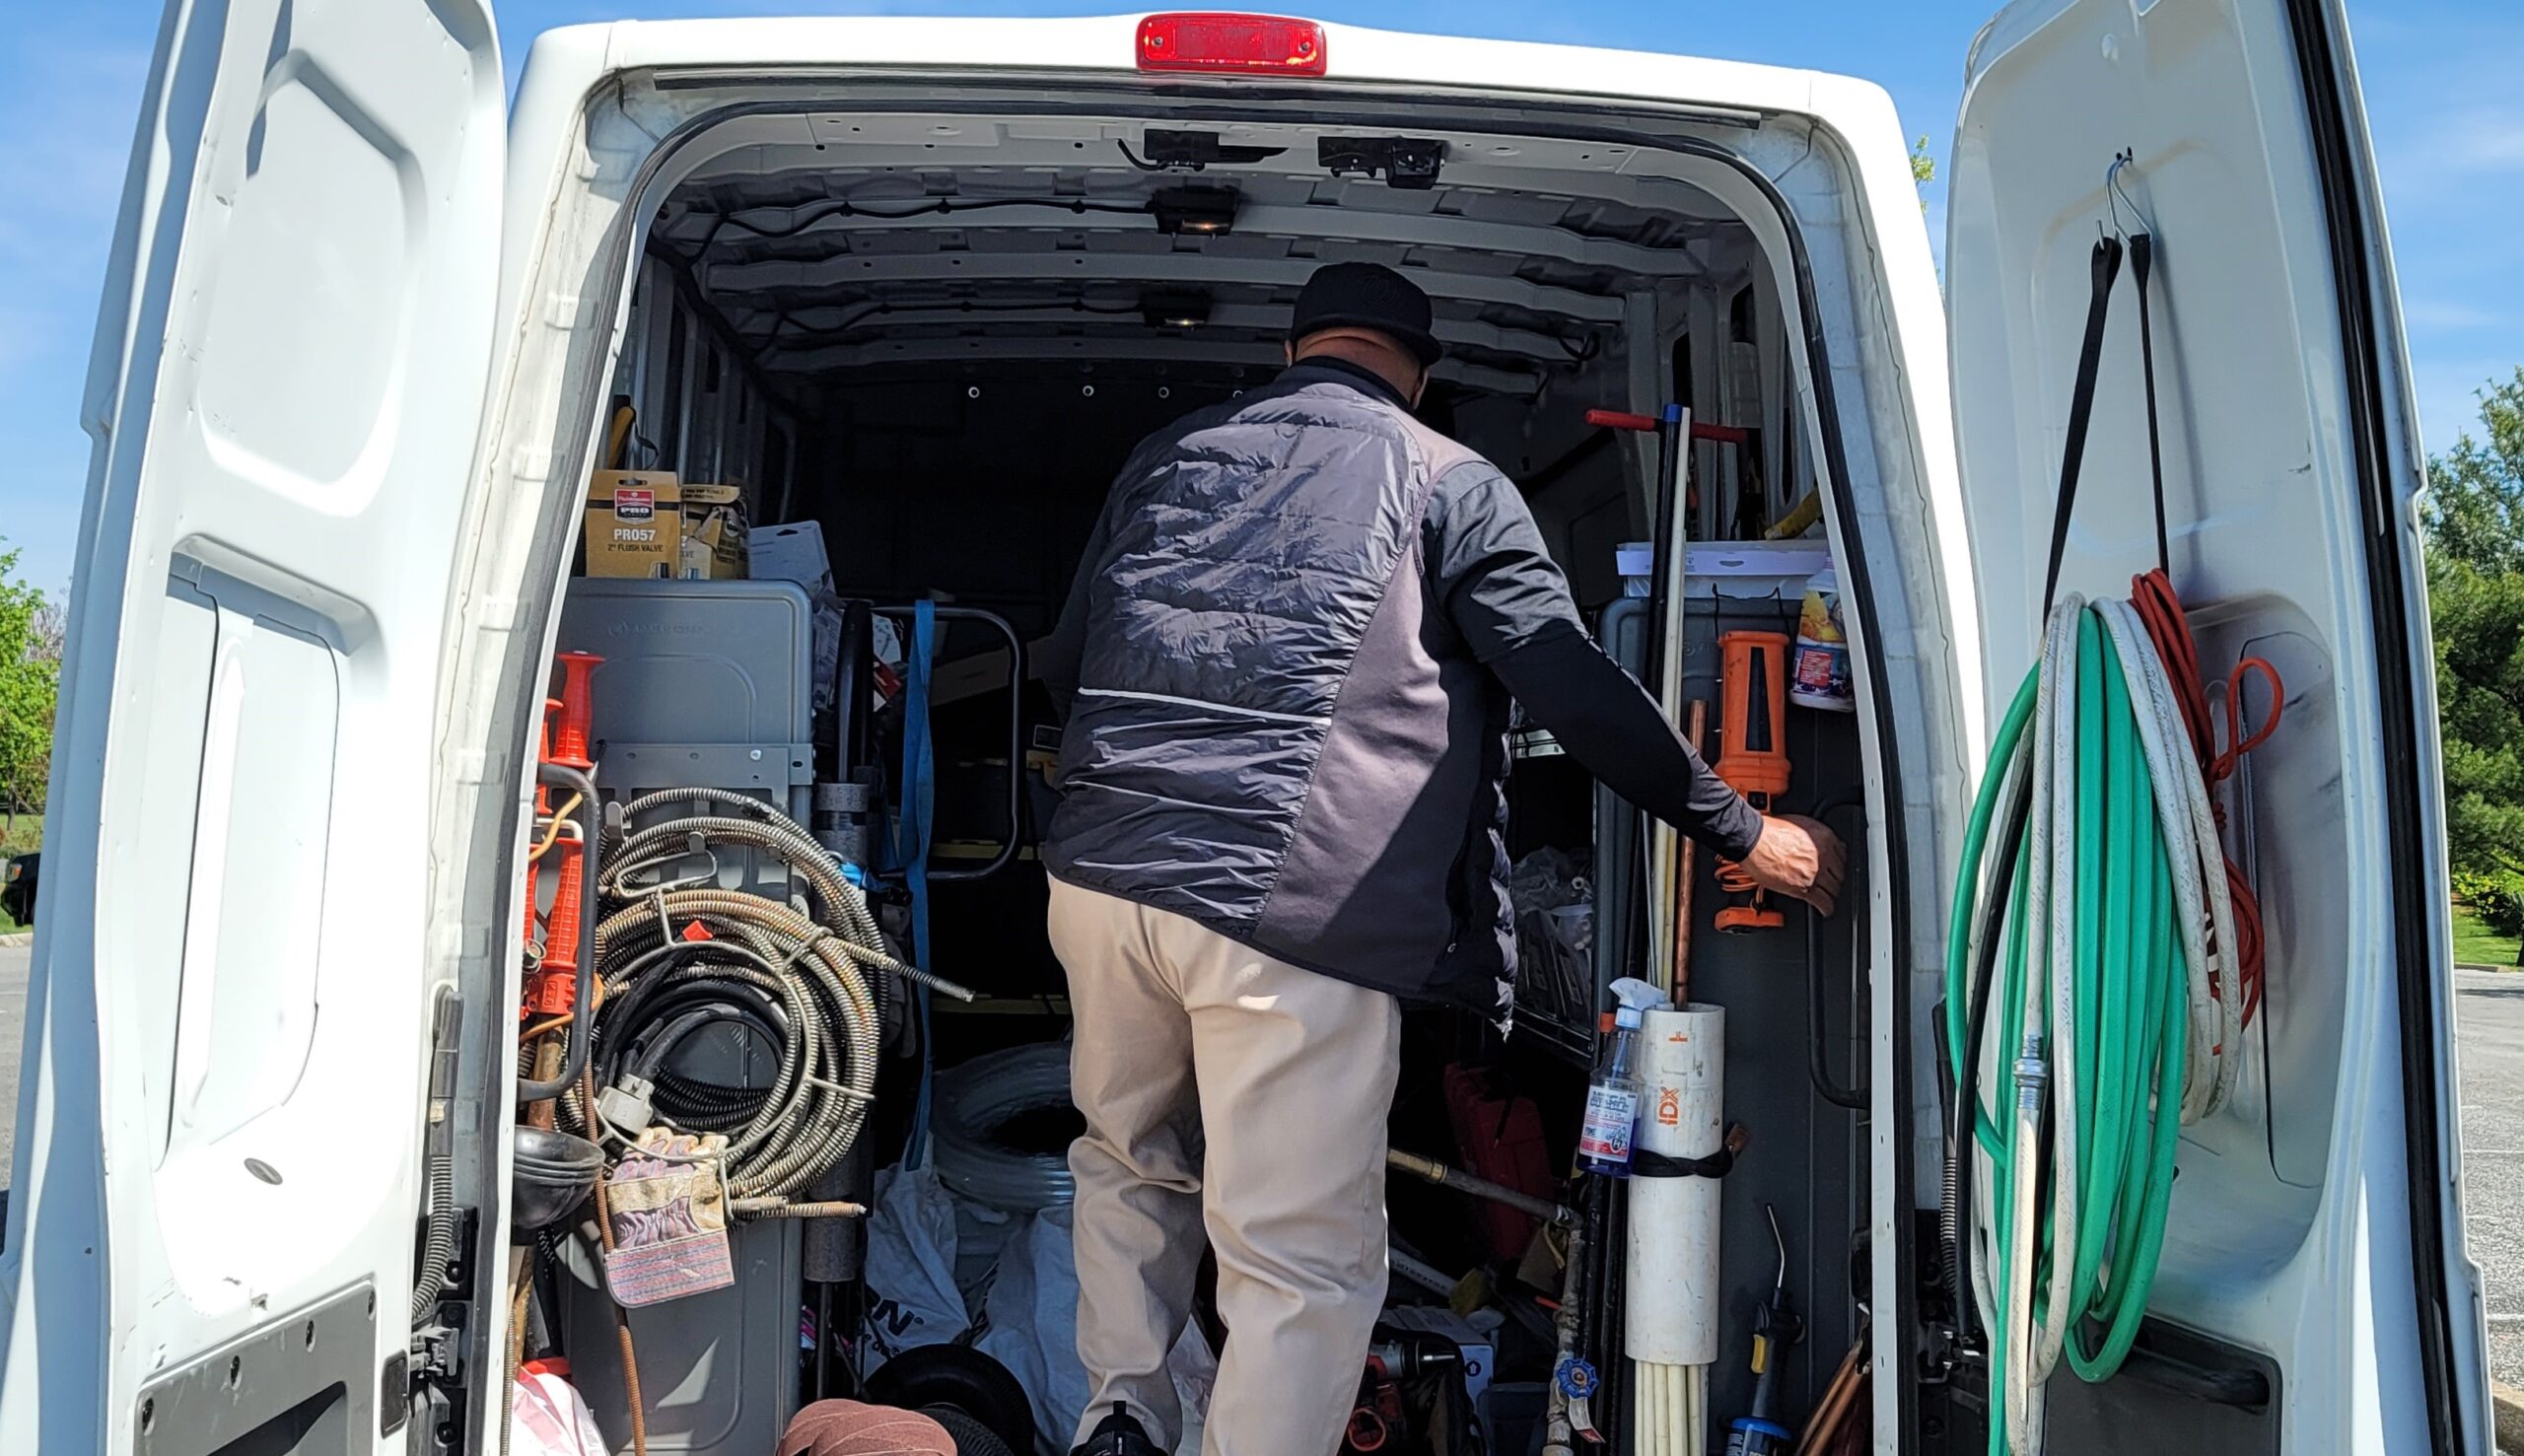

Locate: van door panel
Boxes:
[1948,0,2478,1447]
[0,0,504,1449]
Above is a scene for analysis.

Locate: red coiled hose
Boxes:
[2129,568,2284,1026]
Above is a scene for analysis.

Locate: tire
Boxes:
[866,1345,1034,1451]
[919,1404,1018,1456]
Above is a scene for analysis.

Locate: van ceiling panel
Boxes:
[698,252,1631,321]
[654,113,1754,390]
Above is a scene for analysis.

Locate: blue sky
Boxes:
[0,0,2516,599]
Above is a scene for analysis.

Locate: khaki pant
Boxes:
[1049,879,1402,1456]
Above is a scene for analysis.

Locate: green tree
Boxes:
[2422,369,2524,575]
[2425,374,2524,956]
[1911,135,1936,190]
[0,541,59,835]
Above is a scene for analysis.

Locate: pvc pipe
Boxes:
[1644,407,1694,997]
[1627,1004,1726,1367]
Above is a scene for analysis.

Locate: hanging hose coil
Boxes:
[1946,590,2270,1453]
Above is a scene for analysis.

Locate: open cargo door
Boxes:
[1946,0,2481,1450]
[0,0,504,1450]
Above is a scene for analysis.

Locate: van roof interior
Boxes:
[629,113,1805,615]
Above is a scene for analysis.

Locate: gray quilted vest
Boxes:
[1043,364,1515,1021]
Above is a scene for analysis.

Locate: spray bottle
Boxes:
[1577,978,1671,1177]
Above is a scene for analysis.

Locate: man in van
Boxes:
[1038,260,1844,1455]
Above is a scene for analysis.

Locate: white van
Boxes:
[0,1,2485,1452]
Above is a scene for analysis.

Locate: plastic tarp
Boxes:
[867,1164,1217,1447]
[976,1205,1220,1448]
[509,1362,608,1456]
[861,1164,970,1363]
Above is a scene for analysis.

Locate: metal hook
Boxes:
[2106,149,2158,241]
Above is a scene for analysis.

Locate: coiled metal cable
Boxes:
[581,888,881,1204]
[573,792,973,1211]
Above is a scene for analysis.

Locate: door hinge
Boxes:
[406,1207,479,1455]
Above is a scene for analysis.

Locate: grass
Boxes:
[2452,901,2522,969]
[0,812,35,934]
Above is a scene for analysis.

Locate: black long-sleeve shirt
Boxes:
[1040,356,1765,865]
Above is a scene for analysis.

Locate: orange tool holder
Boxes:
[526,653,602,1018]
[1715,631,1792,933]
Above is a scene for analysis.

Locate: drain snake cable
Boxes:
[1945,594,2253,1454]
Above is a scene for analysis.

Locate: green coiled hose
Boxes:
[1945,595,2238,1455]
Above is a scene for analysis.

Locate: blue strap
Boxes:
[895,600,939,1166]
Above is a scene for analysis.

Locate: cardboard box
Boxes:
[585,471,681,579]
[679,483,751,580]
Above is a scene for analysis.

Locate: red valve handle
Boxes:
[1582,406,1753,446]
[551,652,603,770]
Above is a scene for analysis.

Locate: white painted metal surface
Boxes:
[1947,0,2480,1447]
[0,0,506,1449]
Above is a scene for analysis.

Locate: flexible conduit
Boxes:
[573,791,968,1206]
[931,1043,1077,1213]
[1945,593,2246,1455]
[581,889,882,1203]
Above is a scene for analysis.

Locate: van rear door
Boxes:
[1948,0,2481,1447]
[0,0,504,1448]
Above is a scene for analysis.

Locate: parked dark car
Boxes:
[2,853,35,928]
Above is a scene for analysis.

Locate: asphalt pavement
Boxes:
[2458,965,2524,1387]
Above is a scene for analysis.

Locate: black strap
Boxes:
[2040,236,2126,616]
[2130,232,2171,575]
[1634,1123,1749,1180]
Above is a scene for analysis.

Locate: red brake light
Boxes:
[1136,13,1327,77]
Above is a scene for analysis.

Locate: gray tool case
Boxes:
[548,579,817,1456]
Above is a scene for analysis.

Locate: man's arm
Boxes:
[1492,631,1766,858]
[1037,534,1096,725]
[1040,450,1149,723]
[1427,462,1843,909]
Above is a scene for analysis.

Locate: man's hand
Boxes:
[1736,814,1847,916]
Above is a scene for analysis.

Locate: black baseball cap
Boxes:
[1289,261,1442,367]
